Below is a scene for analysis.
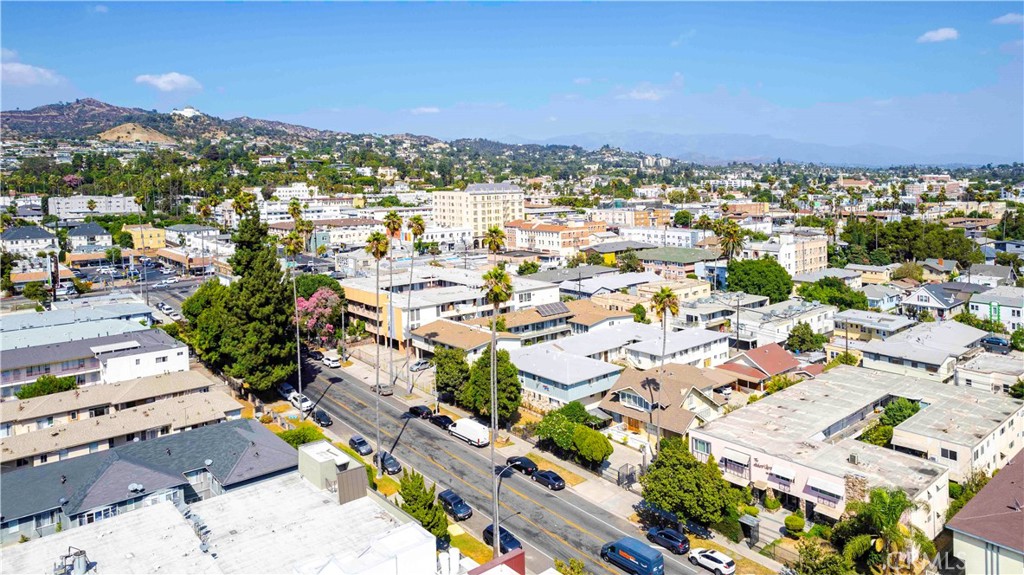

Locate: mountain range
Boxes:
[1,99,1014,166]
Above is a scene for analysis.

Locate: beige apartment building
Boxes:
[432,183,524,244]
[504,220,606,257]
[741,233,827,276]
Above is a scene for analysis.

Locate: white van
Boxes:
[448,418,490,447]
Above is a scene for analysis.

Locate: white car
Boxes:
[168,311,182,321]
[162,269,176,275]
[689,548,736,575]
[290,393,314,412]
[277,383,296,400]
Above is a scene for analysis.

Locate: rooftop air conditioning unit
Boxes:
[848,453,860,465]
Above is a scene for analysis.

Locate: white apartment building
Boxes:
[269,181,321,201]
[504,220,606,257]
[707,179,755,190]
[740,234,828,277]
[1,226,59,257]
[967,286,1024,333]
[736,299,836,349]
[618,226,714,248]
[269,218,384,248]
[956,352,1024,395]
[432,183,524,242]
[410,226,474,252]
[65,222,112,251]
[47,195,142,219]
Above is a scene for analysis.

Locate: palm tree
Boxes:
[649,286,678,450]
[695,214,713,231]
[483,225,505,268]
[382,211,403,393]
[823,219,837,244]
[87,199,97,214]
[481,265,513,559]
[365,231,390,476]
[718,221,746,262]
[233,191,256,218]
[405,215,426,387]
[842,488,935,573]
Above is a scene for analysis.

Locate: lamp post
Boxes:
[292,267,303,396]
[491,462,518,558]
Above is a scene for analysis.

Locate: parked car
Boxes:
[349,435,372,456]
[448,418,489,447]
[290,393,314,412]
[308,350,324,361]
[982,335,1010,347]
[437,489,473,521]
[322,355,341,368]
[532,469,565,490]
[313,409,333,427]
[375,451,402,475]
[482,524,522,554]
[506,456,538,475]
[430,414,454,430]
[646,527,690,555]
[715,386,733,399]
[277,383,296,400]
[689,548,735,575]
[601,536,665,575]
[374,383,394,396]
[683,520,714,540]
[410,359,432,372]
[168,311,182,321]
[409,405,432,419]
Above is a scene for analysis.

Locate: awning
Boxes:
[806,476,844,498]
[587,408,613,422]
[722,448,751,466]
[770,465,797,482]
[752,480,768,491]
[813,504,845,521]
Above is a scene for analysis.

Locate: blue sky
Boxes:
[2,2,1022,160]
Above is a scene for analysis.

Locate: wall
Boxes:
[101,346,189,383]
[953,530,1024,575]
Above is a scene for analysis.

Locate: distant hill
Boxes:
[98,122,177,145]
[1,98,338,143]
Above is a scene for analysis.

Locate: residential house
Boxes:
[0,419,296,544]
[792,268,863,292]
[409,319,519,363]
[901,284,967,320]
[845,263,899,285]
[563,299,634,334]
[65,222,112,251]
[956,352,1024,395]
[529,265,618,285]
[921,258,961,282]
[599,364,733,445]
[633,247,721,281]
[946,452,1024,575]
[862,284,903,311]
[832,309,917,341]
[0,226,58,257]
[718,343,802,390]
[964,264,1016,288]
[967,286,1024,332]
[509,345,623,410]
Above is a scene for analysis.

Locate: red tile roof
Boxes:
[743,343,800,377]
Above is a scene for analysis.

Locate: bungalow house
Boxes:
[964,264,1016,288]
[718,343,802,391]
[862,284,903,311]
[845,263,899,285]
[409,319,519,363]
[901,284,966,320]
[921,258,961,283]
[599,364,734,446]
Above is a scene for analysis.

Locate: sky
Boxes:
[2,2,1022,161]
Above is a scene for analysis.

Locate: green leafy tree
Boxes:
[891,261,924,282]
[868,249,892,266]
[917,309,935,322]
[182,279,230,324]
[629,303,650,324]
[795,539,854,575]
[433,347,471,396]
[880,398,920,427]
[554,558,588,575]
[786,321,827,352]
[859,424,893,447]
[21,281,48,303]
[555,401,596,425]
[398,469,449,540]
[105,246,122,266]
[726,258,793,303]
[572,424,613,468]
[797,277,869,311]
[460,346,521,425]
[824,352,860,371]
[639,436,729,525]
[673,210,693,227]
[1009,379,1024,400]
[295,273,345,300]
[946,470,991,521]
[517,261,540,275]
[536,411,577,452]
[15,374,77,399]
[276,425,325,448]
[617,249,644,273]
[585,252,604,266]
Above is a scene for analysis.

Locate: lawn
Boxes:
[526,451,586,487]
[270,402,292,414]
[450,530,493,565]
[237,399,255,419]
[376,474,400,497]
[437,405,461,420]
[264,423,285,433]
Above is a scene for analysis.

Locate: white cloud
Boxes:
[135,72,202,92]
[669,29,697,47]
[1,48,64,87]
[618,87,669,102]
[1,48,17,62]
[992,13,1023,25]
[573,77,592,85]
[917,28,959,43]
[93,5,109,13]
[410,106,440,115]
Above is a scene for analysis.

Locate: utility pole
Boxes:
[293,269,303,396]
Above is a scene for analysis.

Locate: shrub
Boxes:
[806,523,832,540]
[712,510,743,543]
[785,512,806,537]
[742,505,759,517]
[948,481,964,500]
[259,414,273,424]
[764,496,782,511]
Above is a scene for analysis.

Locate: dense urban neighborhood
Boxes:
[2,3,1024,575]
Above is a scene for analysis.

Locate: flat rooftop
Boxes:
[697,366,1022,496]
[1,328,185,371]
[1,318,151,351]
[834,309,916,332]
[958,351,1024,376]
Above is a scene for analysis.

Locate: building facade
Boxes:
[48,195,142,219]
[432,183,525,242]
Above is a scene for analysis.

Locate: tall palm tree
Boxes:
[481,265,513,560]
[695,214,713,231]
[364,231,390,476]
[405,215,426,388]
[483,225,505,268]
[649,286,678,451]
[823,219,837,244]
[718,221,746,262]
[382,211,403,396]
[842,488,935,573]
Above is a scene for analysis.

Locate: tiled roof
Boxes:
[1,225,55,241]
[66,222,110,237]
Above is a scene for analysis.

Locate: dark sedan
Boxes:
[482,524,522,554]
[313,409,333,427]
[375,451,402,475]
[409,405,433,419]
[506,456,538,475]
[647,526,690,555]
[531,469,565,490]
[349,435,373,456]
[430,414,454,430]
[437,489,473,521]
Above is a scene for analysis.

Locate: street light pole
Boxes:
[293,269,303,396]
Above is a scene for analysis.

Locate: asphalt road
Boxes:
[303,364,701,575]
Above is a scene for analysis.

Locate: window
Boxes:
[135,359,141,365]
[155,356,168,364]
[89,442,99,454]
[693,438,711,455]
[36,417,54,430]
[58,449,68,461]
[69,410,78,421]
[940,448,958,461]
[39,453,48,463]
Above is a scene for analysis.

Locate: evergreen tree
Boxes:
[460,346,521,425]
[433,347,471,396]
[399,469,449,541]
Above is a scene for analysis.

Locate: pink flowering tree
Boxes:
[295,286,343,346]
[62,174,84,190]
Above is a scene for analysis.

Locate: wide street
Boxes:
[302,362,701,575]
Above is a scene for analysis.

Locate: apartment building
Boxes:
[432,183,525,241]
[589,208,672,228]
[65,222,112,251]
[636,278,712,303]
[947,453,1024,575]
[832,309,916,341]
[617,226,713,249]
[122,223,167,250]
[503,219,606,257]
[634,247,721,281]
[740,234,827,277]
[831,321,986,383]
[956,352,1024,395]
[845,263,899,285]
[735,299,836,349]
[164,224,219,248]
[510,344,623,409]
[0,225,58,257]
[269,218,384,248]
[968,286,1024,333]
[791,268,863,291]
[1,304,155,351]
[47,195,142,219]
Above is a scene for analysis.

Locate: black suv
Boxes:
[437,489,473,521]
[506,456,538,475]
[375,451,402,475]
[409,405,432,419]
[430,414,454,430]
[313,409,333,427]
[482,524,522,554]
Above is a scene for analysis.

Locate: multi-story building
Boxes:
[901,284,967,320]
[832,309,916,341]
[792,268,863,292]
[1,304,155,351]
[269,181,320,201]
[164,224,219,248]
[47,195,142,219]
[617,226,713,248]
[634,247,722,281]
[269,218,384,249]
[734,299,836,349]
[65,222,112,251]
[968,286,1024,333]
[432,183,525,242]
[503,220,607,257]
[401,226,473,252]
[845,263,899,285]
[636,278,712,303]
[947,452,1024,575]
[862,284,904,311]
[589,208,673,228]
[0,226,58,257]
[739,234,827,277]
[956,352,1024,395]
[122,223,167,250]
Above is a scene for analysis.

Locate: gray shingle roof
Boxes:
[1,226,55,241]
[1,328,183,370]
[586,240,655,254]
[66,222,110,237]
[0,419,296,521]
